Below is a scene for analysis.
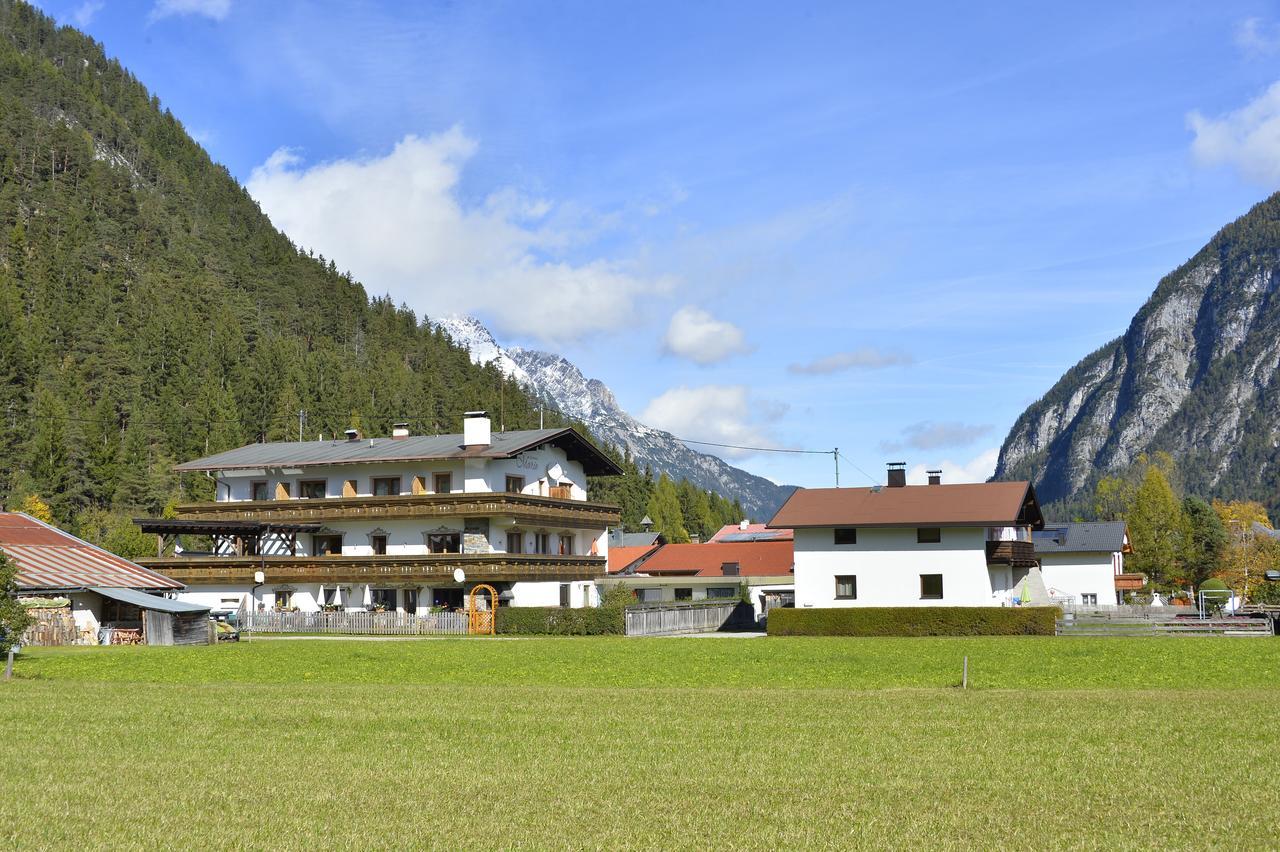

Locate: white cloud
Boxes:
[1237,18,1280,56]
[662,306,751,365]
[788,347,914,375]
[151,0,230,20]
[247,129,670,345]
[880,421,993,452]
[1188,81,1280,185]
[640,385,784,460]
[906,448,1000,485]
[71,0,104,26]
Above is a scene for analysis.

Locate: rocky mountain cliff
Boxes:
[995,193,1280,516]
[436,316,796,521]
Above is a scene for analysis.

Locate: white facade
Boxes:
[793,526,1022,608]
[1039,552,1123,607]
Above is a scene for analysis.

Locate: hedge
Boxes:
[767,606,1060,637]
[496,606,624,636]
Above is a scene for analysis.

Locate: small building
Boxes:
[1033,522,1132,606]
[1,512,209,646]
[769,464,1045,608]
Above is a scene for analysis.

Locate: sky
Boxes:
[38,0,1280,489]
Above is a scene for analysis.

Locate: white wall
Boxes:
[793,526,1002,607]
[1039,553,1119,606]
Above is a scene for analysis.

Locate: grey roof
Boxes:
[172,428,621,476]
[608,529,664,548]
[1252,521,1280,540]
[89,586,210,614]
[1033,522,1128,555]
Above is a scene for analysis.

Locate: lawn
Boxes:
[4,637,1279,849]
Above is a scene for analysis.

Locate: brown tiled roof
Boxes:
[767,482,1043,529]
[0,513,183,591]
[631,540,793,578]
[606,545,659,574]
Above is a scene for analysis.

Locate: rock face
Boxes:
[995,194,1280,515]
[435,316,797,521]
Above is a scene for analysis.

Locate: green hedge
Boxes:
[496,606,624,636]
[767,607,1060,637]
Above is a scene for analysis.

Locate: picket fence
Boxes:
[243,609,469,636]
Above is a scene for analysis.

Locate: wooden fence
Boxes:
[1056,610,1272,637]
[624,602,746,637]
[242,609,469,636]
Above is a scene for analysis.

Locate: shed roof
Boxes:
[0,513,182,591]
[90,586,210,614]
[767,482,1043,529]
[628,540,794,578]
[1033,522,1130,554]
[171,427,622,476]
[707,523,793,543]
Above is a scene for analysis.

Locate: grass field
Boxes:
[4,637,1280,849]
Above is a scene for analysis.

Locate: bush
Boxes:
[767,607,1060,637]
[1249,582,1280,606]
[496,585,631,636]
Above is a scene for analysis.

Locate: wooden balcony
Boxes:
[985,540,1037,568]
[171,492,620,529]
[137,553,608,585]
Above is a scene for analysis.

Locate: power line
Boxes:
[674,437,831,455]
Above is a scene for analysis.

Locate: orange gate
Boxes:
[467,584,497,635]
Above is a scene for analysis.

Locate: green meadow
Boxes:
[4,637,1279,849]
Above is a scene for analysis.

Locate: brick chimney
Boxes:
[927,469,942,485]
[887,462,906,488]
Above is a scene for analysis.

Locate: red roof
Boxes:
[0,513,182,591]
[630,540,793,578]
[607,545,659,574]
[768,482,1043,529]
[707,523,793,543]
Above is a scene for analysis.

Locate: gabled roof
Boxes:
[172,427,622,476]
[628,540,794,578]
[767,482,1043,529]
[708,523,793,543]
[0,513,182,591]
[1033,522,1130,555]
[607,529,666,549]
[607,545,660,574]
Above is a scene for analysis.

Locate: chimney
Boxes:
[344,428,361,442]
[721,562,740,577]
[927,469,942,486]
[887,462,906,488]
[463,411,491,447]
[391,422,410,440]
[738,519,750,530]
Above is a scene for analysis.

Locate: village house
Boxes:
[769,464,1047,608]
[1033,521,1133,606]
[134,413,622,614]
[1,512,210,646]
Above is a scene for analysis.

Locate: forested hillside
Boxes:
[0,1,749,550]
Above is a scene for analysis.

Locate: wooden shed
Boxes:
[89,586,213,646]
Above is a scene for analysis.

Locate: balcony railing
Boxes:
[137,553,608,584]
[985,540,1037,567]
[172,491,620,528]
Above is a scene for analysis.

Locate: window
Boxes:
[559,584,571,607]
[706,586,738,599]
[834,528,857,545]
[506,475,525,493]
[636,588,662,603]
[433,588,464,610]
[372,477,400,496]
[558,534,575,555]
[404,588,418,615]
[1081,593,1098,606]
[835,575,857,600]
[313,534,343,556]
[917,527,942,544]
[371,535,388,555]
[920,574,944,600]
[433,473,452,494]
[534,533,550,555]
[250,481,268,501]
[370,588,396,611]
[323,587,339,607]
[299,480,327,500]
[274,589,293,610]
[674,587,693,601]
[427,533,461,554]
[506,531,524,554]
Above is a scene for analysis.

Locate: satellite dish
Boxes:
[547,463,564,481]
[453,568,466,584]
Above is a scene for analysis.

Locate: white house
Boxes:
[135,412,621,614]
[1032,522,1131,607]
[768,464,1045,608]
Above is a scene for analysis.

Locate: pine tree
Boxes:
[1126,465,1186,587]
[645,474,689,543]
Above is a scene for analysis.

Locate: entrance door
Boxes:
[404,588,419,615]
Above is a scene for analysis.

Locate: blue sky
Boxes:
[42,0,1280,489]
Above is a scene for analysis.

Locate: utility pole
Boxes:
[298,409,307,442]
[834,448,840,488]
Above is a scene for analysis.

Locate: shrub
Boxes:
[496,585,631,636]
[767,607,1060,637]
[1249,582,1280,606]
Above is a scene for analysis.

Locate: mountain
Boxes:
[0,1,557,525]
[435,316,796,521]
[995,192,1280,517]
